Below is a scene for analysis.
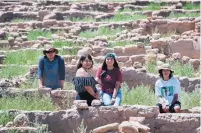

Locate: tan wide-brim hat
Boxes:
[43,45,59,55]
[158,63,173,72]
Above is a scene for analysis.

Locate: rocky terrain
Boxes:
[0,0,200,133]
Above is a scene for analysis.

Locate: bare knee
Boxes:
[174,106,181,113]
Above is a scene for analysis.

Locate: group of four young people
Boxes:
[38,46,181,113]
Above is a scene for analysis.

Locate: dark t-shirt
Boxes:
[96,67,122,94]
[37,55,65,89]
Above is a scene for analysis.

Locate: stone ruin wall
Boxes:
[1,105,200,133]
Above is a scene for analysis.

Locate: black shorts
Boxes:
[78,91,95,106]
[156,101,181,113]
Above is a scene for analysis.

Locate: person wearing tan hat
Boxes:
[155,63,181,113]
[38,45,65,95]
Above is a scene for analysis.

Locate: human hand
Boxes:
[100,98,103,103]
[94,93,100,100]
[110,97,116,105]
[38,84,43,90]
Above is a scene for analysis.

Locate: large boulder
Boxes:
[118,121,150,133]
[122,45,145,56]
[150,39,170,55]
[38,10,50,21]
[92,123,119,133]
[119,121,138,133]
[170,39,199,59]
[77,47,92,56]
[72,100,89,110]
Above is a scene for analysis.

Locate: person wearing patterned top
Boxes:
[72,54,100,106]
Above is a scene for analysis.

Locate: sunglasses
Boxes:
[46,50,55,54]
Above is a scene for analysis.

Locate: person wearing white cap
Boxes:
[38,45,65,95]
[155,63,181,113]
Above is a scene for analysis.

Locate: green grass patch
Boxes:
[122,85,157,106]
[4,48,76,65]
[146,61,158,74]
[143,3,161,11]
[167,12,200,18]
[172,61,198,78]
[79,27,122,38]
[19,78,74,90]
[122,84,200,109]
[60,48,78,55]
[53,40,74,48]
[183,2,200,10]
[65,17,96,22]
[0,112,16,126]
[121,3,167,12]
[66,13,146,23]
[108,41,137,47]
[103,13,147,22]
[146,61,198,78]
[27,30,52,41]
[0,66,29,79]
[0,95,55,111]
[121,8,134,12]
[19,78,38,89]
[180,88,200,109]
[161,30,177,38]
[4,50,42,65]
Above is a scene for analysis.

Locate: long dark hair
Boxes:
[158,70,173,80]
[77,54,93,69]
[102,57,119,71]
